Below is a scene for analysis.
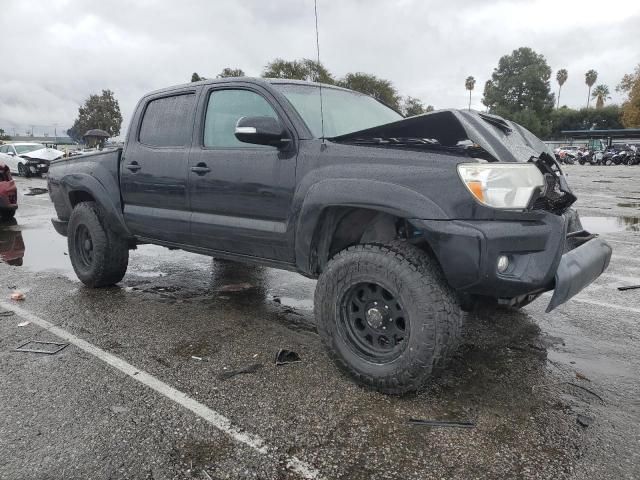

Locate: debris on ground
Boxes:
[217,283,254,293]
[14,340,68,355]
[0,309,15,317]
[618,285,640,291]
[577,414,594,428]
[218,363,263,380]
[24,187,49,196]
[275,349,301,366]
[17,321,30,327]
[191,356,204,361]
[272,296,282,304]
[408,419,476,428]
[575,372,591,382]
[10,291,25,301]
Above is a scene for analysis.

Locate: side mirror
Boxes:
[7,152,15,157]
[235,116,290,148]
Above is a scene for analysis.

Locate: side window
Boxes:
[139,93,195,147]
[203,89,279,148]
[0,146,6,154]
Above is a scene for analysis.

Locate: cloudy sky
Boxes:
[1,0,639,139]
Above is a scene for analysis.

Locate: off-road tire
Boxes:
[315,241,463,394]
[68,201,129,287]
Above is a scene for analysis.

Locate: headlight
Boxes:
[457,162,545,209]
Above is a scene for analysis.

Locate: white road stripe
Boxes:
[0,301,320,480]
[561,297,640,315]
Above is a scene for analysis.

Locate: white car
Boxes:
[0,142,63,177]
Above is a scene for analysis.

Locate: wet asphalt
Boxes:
[0,165,638,480]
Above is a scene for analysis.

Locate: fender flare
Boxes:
[294,179,447,273]
[58,173,131,238]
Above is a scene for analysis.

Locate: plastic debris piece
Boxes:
[577,414,593,427]
[575,372,591,382]
[618,285,640,291]
[275,349,301,366]
[408,419,476,428]
[218,363,263,380]
[0,309,15,317]
[10,291,25,301]
[17,321,30,327]
[191,356,203,361]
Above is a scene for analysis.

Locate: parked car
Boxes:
[48,78,612,394]
[0,161,17,221]
[0,142,63,177]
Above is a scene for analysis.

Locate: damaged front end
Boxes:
[331,110,611,312]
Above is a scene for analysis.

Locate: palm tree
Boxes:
[585,70,598,108]
[556,69,568,108]
[465,76,476,111]
[591,84,611,109]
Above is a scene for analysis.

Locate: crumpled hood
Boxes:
[22,147,64,162]
[330,109,554,163]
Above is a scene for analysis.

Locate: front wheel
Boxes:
[315,242,463,394]
[67,201,129,287]
[17,163,30,178]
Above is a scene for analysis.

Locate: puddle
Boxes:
[0,219,72,274]
[581,216,640,233]
[617,202,640,209]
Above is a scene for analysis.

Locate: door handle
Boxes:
[126,162,141,172]
[191,163,211,175]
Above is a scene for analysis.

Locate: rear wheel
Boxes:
[315,241,463,394]
[67,201,129,287]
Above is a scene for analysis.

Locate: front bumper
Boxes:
[25,159,50,175]
[411,210,612,312]
[0,181,18,209]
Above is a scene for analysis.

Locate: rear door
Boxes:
[120,89,198,244]
[188,84,297,261]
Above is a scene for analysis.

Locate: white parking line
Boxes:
[0,301,321,480]
[564,298,640,315]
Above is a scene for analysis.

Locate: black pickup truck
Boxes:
[48,78,611,393]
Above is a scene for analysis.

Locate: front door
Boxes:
[120,91,197,244]
[188,85,297,261]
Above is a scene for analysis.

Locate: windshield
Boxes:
[15,144,45,154]
[274,84,403,138]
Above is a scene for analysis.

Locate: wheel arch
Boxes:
[295,179,448,275]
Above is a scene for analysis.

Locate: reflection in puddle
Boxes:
[581,216,640,233]
[0,220,25,266]
[0,219,73,276]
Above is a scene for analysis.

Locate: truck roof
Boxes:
[145,77,355,97]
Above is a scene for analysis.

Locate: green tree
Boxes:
[262,58,334,84]
[339,72,401,111]
[591,84,610,109]
[556,69,568,108]
[0,128,10,141]
[585,69,598,108]
[67,89,122,142]
[549,105,622,138]
[465,76,476,110]
[426,105,434,112]
[617,64,640,127]
[191,72,206,82]
[482,47,555,137]
[402,96,425,117]
[217,67,245,78]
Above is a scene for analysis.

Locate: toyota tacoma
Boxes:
[47,78,612,393]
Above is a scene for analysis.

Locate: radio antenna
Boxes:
[314,0,325,142]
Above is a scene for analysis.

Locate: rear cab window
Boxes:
[139,93,196,147]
